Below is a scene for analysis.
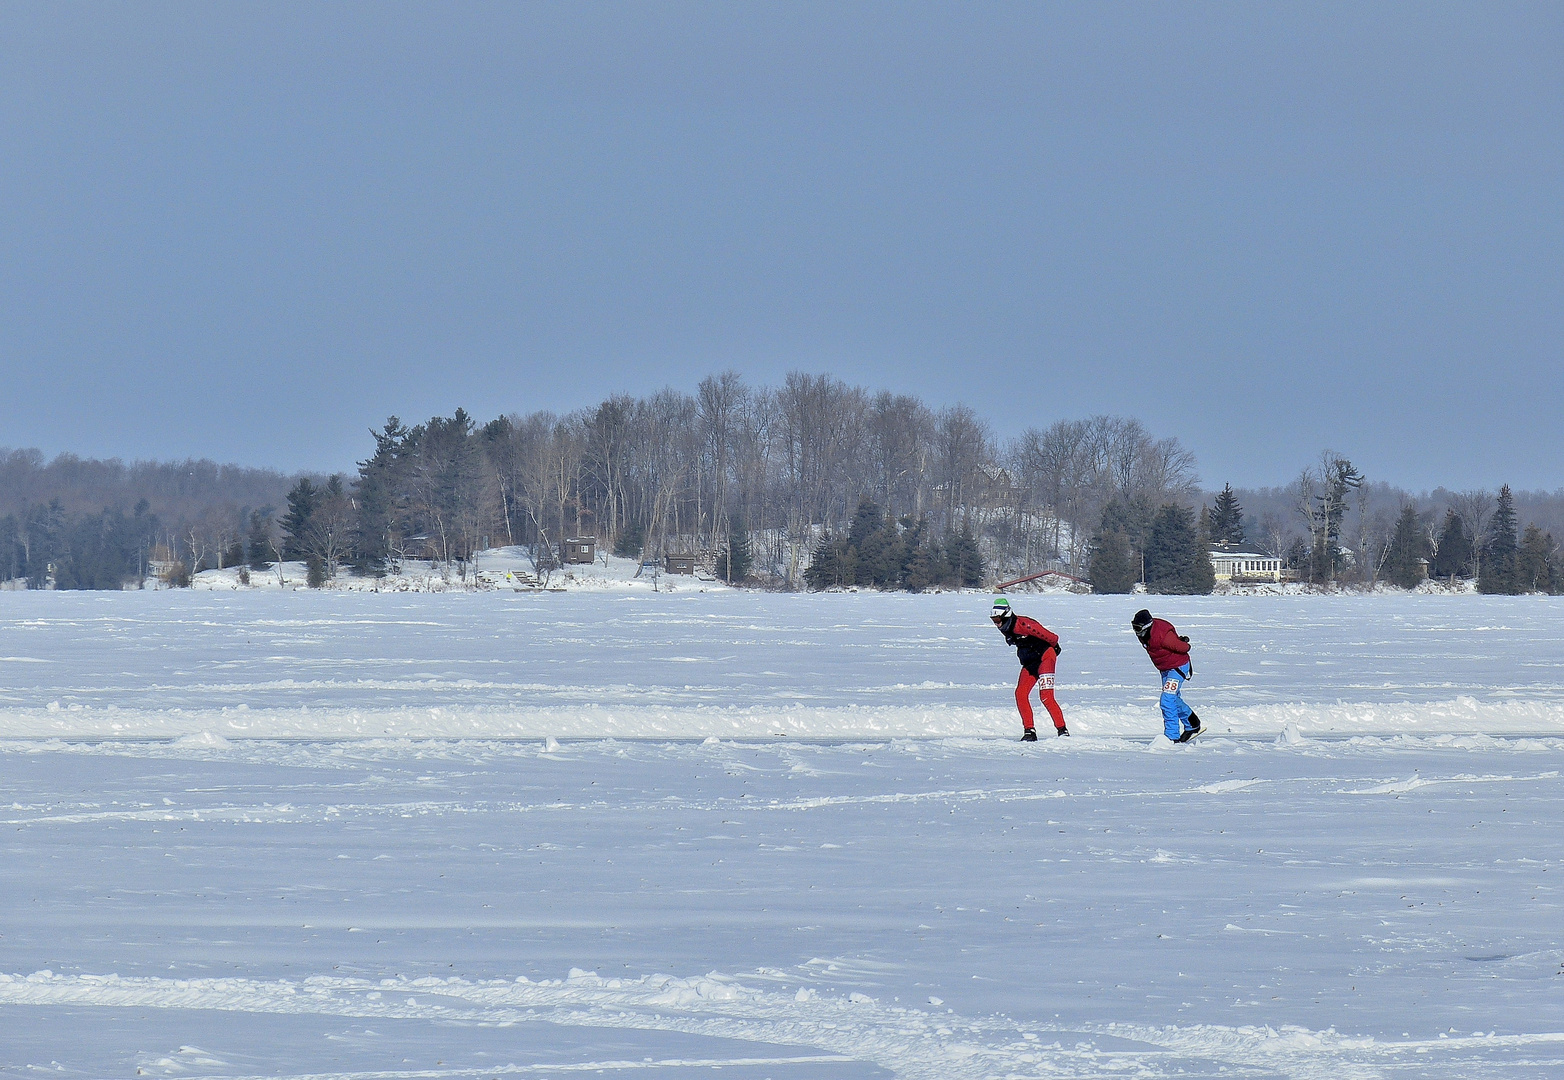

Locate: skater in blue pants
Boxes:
[1132,609,1203,743]
[1157,664,1194,742]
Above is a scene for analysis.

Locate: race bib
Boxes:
[1162,677,1181,695]
[1038,674,1055,690]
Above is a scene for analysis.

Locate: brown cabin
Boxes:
[560,537,596,565]
[663,553,696,576]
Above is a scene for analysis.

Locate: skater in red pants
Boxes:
[990,596,1067,740]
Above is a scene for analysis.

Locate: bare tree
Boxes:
[1449,490,1495,582]
[299,477,355,579]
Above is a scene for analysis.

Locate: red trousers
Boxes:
[1015,654,1065,731]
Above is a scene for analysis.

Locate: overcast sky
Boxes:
[0,3,1558,490]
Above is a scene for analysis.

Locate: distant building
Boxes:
[664,553,696,576]
[560,537,596,565]
[1210,550,1290,583]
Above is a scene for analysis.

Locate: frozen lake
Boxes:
[2,590,1562,738]
[2,591,1562,1077]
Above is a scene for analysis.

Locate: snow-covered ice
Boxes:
[1,590,1561,739]
[2,591,1562,1077]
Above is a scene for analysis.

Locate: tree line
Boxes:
[261,375,1204,592]
[0,448,300,589]
[1086,460,1562,595]
[2,376,1561,594]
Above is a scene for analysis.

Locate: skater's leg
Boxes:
[1159,667,1192,741]
[1035,653,1065,731]
[1039,683,1065,731]
[1014,669,1037,733]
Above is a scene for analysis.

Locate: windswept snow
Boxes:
[1,590,1561,1076]
[3,736,1564,1077]
[1,590,1561,739]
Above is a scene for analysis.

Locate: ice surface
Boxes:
[1,590,1562,739]
[1,591,1562,1076]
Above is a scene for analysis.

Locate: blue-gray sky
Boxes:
[1,3,1559,489]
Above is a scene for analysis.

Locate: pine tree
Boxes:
[1088,528,1135,593]
[950,521,984,587]
[851,511,893,587]
[280,478,319,560]
[352,418,410,574]
[247,510,274,570]
[1099,496,1155,582]
[1517,525,1556,594]
[1144,504,1215,594]
[715,524,752,583]
[1309,458,1363,583]
[1384,504,1429,589]
[901,518,945,592]
[613,521,645,559]
[1479,485,1519,594]
[1430,510,1471,580]
[1209,483,1246,547]
[804,533,853,589]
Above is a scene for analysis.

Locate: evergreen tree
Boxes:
[1383,504,1430,589]
[613,521,645,559]
[306,555,327,588]
[1088,528,1136,593]
[1209,483,1246,547]
[50,506,159,590]
[1309,457,1363,583]
[280,478,319,560]
[890,515,924,587]
[853,510,897,587]
[804,532,854,589]
[1144,504,1215,594]
[946,521,984,588]
[1517,525,1556,594]
[902,530,946,592]
[0,513,23,583]
[247,510,274,570]
[1284,535,1309,574]
[1430,510,1471,579]
[352,418,410,574]
[1099,496,1155,582]
[1479,485,1519,594]
[715,523,752,583]
[805,502,974,591]
[24,501,67,588]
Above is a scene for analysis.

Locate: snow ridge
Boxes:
[4,968,1561,1079]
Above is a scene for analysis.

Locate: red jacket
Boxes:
[1141,618,1191,673]
[1001,615,1059,676]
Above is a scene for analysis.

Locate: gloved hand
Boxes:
[1051,641,1063,656]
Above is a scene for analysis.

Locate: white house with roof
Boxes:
[1209,549,1292,583]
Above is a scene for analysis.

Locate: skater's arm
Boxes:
[1151,622,1189,657]
[1012,616,1059,650]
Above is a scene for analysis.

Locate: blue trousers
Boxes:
[1159,665,1194,741]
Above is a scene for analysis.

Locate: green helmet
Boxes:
[990,596,1012,619]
